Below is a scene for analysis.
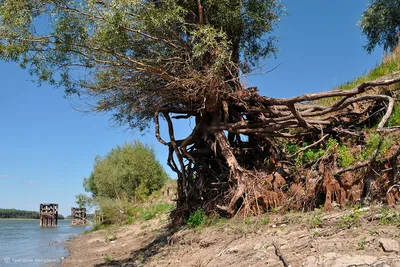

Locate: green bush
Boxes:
[83,141,169,201]
[187,208,207,228]
[387,103,400,127]
[360,133,392,160]
[337,145,355,168]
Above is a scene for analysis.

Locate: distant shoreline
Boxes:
[0,218,39,220]
[0,218,68,220]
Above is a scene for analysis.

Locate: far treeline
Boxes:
[0,209,65,220]
[1,0,400,224]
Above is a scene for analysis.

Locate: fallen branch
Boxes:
[272,241,290,267]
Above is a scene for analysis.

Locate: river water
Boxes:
[0,220,89,267]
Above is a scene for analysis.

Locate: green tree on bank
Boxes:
[76,141,170,224]
[83,141,169,202]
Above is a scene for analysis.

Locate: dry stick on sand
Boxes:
[272,241,290,267]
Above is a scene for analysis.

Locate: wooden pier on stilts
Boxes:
[71,207,87,226]
[39,203,58,227]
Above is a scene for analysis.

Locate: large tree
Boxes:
[1,1,400,222]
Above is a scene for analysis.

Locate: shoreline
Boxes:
[44,225,89,267]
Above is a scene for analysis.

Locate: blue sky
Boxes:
[0,0,384,216]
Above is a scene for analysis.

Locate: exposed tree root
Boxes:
[156,72,400,223]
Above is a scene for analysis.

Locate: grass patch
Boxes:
[129,202,175,223]
[357,237,366,250]
[379,208,400,225]
[309,213,324,228]
[339,205,362,227]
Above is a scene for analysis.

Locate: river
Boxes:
[0,220,90,267]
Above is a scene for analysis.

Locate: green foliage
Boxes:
[0,208,40,219]
[379,208,400,225]
[309,213,324,228]
[288,136,358,169]
[84,141,169,201]
[360,133,392,160]
[187,208,207,228]
[133,203,175,222]
[368,230,378,235]
[339,207,362,227]
[96,197,133,224]
[75,194,95,209]
[337,145,355,168]
[97,196,174,225]
[0,208,64,219]
[359,0,400,53]
[357,237,366,250]
[0,0,285,130]
[302,147,325,163]
[259,216,270,225]
[387,103,400,127]
[286,143,299,155]
[104,256,112,263]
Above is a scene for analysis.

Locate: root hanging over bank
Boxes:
[155,72,400,223]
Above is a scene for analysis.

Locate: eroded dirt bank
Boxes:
[62,206,400,267]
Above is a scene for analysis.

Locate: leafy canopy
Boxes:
[83,141,169,201]
[0,0,284,130]
[360,0,400,53]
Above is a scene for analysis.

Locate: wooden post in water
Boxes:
[95,210,104,224]
[39,203,58,227]
[71,207,87,226]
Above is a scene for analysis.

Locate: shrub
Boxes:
[387,103,400,126]
[84,141,169,201]
[337,145,355,168]
[187,208,207,228]
[360,133,392,160]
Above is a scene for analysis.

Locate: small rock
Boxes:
[227,247,239,254]
[365,236,375,243]
[379,238,399,253]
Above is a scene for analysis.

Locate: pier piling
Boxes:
[71,207,86,226]
[39,203,58,227]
